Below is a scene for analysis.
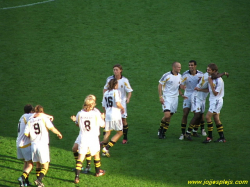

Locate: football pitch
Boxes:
[0,0,250,186]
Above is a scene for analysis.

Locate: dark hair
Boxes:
[24,104,33,113]
[113,64,123,70]
[35,105,44,113]
[207,63,218,72]
[189,60,197,65]
[108,78,118,91]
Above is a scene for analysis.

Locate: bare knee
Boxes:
[72,143,78,152]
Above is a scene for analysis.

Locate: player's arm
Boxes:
[116,102,125,114]
[126,92,132,103]
[211,72,229,79]
[158,83,164,104]
[208,77,218,96]
[43,113,54,121]
[179,87,188,99]
[102,107,106,114]
[194,87,209,92]
[70,115,79,126]
[50,127,63,139]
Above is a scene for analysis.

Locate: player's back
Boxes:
[78,110,102,140]
[26,116,53,145]
[103,89,122,121]
[16,113,34,147]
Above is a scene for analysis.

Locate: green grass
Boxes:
[0,0,250,186]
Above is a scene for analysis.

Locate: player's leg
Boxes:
[213,113,226,142]
[192,113,202,137]
[82,151,91,173]
[94,152,105,177]
[121,104,129,144]
[74,153,85,183]
[103,130,123,157]
[200,114,207,136]
[35,162,49,187]
[102,130,111,147]
[18,160,33,187]
[34,144,50,186]
[122,117,129,144]
[203,111,214,143]
[159,111,172,139]
[18,146,33,187]
[185,112,202,140]
[180,107,190,139]
[72,143,79,163]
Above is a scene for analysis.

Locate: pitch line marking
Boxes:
[1,0,55,10]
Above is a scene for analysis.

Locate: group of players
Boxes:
[157,60,228,143]
[16,64,133,186]
[16,61,228,186]
[16,105,63,187]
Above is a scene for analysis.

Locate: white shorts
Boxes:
[74,134,80,144]
[31,143,50,164]
[191,94,206,113]
[121,101,127,118]
[162,96,178,113]
[105,120,123,131]
[183,94,192,109]
[78,137,100,156]
[17,145,32,161]
[208,99,223,114]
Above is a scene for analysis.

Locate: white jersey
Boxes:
[181,70,203,96]
[24,116,54,145]
[159,71,182,97]
[104,75,133,103]
[76,109,105,143]
[208,77,224,101]
[16,113,34,148]
[102,89,122,121]
[193,72,209,100]
[75,107,103,144]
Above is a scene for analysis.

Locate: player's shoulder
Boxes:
[182,70,190,76]
[121,76,129,81]
[197,70,203,74]
[162,71,172,77]
[106,75,115,81]
[197,70,203,75]
[93,107,101,114]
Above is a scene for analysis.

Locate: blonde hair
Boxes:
[86,94,96,101]
[35,105,44,113]
[83,97,96,112]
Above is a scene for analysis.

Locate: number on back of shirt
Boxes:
[84,120,91,131]
[34,123,41,134]
[105,96,113,107]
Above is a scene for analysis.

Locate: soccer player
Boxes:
[102,79,125,157]
[185,69,229,141]
[184,72,210,141]
[17,104,34,187]
[74,96,106,184]
[24,105,62,187]
[203,63,226,143]
[103,64,133,144]
[179,60,205,141]
[70,94,104,174]
[158,62,186,139]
